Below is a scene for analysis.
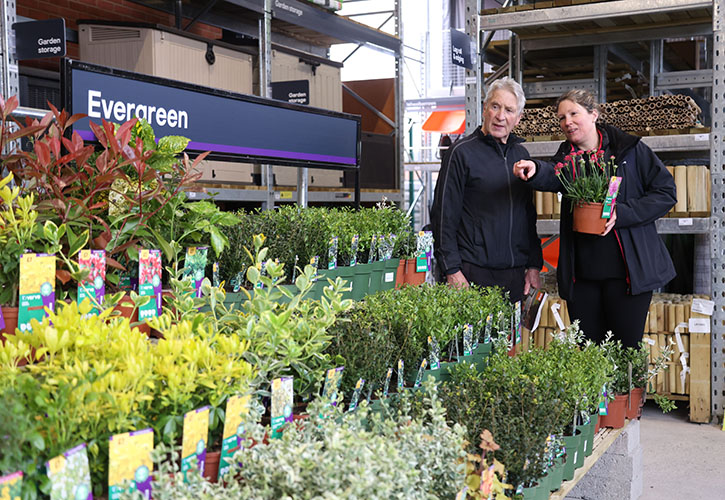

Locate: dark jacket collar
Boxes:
[475,126,526,146]
[553,123,639,161]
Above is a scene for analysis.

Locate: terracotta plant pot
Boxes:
[599,393,628,429]
[626,387,645,420]
[113,296,151,336]
[572,201,607,234]
[395,260,406,289]
[203,450,221,483]
[403,258,425,286]
[0,306,19,343]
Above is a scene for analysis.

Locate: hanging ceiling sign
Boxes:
[61,60,360,169]
[272,80,310,105]
[13,18,66,60]
[450,29,475,70]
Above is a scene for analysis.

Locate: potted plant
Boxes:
[554,150,619,234]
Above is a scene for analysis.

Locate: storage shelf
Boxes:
[537,217,709,235]
[186,186,402,203]
[480,0,712,35]
[523,133,711,158]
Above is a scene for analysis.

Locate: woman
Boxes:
[513,89,676,347]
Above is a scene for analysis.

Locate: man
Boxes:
[430,77,542,302]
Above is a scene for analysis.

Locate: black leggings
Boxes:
[566,278,652,348]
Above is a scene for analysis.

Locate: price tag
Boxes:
[695,134,709,141]
[275,191,293,200]
[464,76,476,85]
[691,298,714,316]
[678,218,693,226]
[688,318,710,333]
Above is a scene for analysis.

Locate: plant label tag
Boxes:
[350,235,359,267]
[514,301,522,344]
[138,249,162,320]
[377,234,387,261]
[688,318,710,333]
[18,253,56,332]
[322,366,344,406]
[383,367,393,398]
[598,384,609,416]
[220,394,250,479]
[327,236,338,269]
[108,428,153,500]
[414,358,427,387]
[78,249,106,314]
[348,379,365,412]
[368,235,377,263]
[691,298,714,316]
[428,336,440,370]
[384,271,395,283]
[416,231,433,272]
[0,304,5,331]
[0,471,23,500]
[212,262,220,288]
[182,406,210,481]
[183,247,208,298]
[397,359,405,390]
[463,324,473,356]
[601,176,622,219]
[309,256,319,282]
[271,377,294,439]
[455,486,468,499]
[47,443,92,500]
[484,314,493,343]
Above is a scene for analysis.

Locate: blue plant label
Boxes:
[463,324,473,356]
[327,236,338,270]
[484,314,493,343]
[397,359,405,390]
[368,235,377,263]
[310,256,319,282]
[414,359,427,388]
[321,366,344,406]
[416,231,433,272]
[383,367,393,397]
[212,262,220,288]
[350,235,359,267]
[348,379,365,412]
[514,301,522,345]
[428,336,440,370]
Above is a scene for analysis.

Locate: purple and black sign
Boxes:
[62,60,360,170]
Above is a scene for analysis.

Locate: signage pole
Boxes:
[260,0,275,210]
[0,0,19,101]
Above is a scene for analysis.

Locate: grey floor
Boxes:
[640,401,725,499]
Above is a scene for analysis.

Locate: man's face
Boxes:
[482,89,522,143]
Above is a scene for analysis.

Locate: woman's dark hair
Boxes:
[556,89,600,116]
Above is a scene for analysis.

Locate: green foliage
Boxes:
[135,382,467,500]
[653,393,677,413]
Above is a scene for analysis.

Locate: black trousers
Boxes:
[567,278,652,348]
[462,262,525,303]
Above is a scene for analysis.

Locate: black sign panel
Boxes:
[62,60,360,170]
[13,19,66,60]
[272,80,310,105]
[450,29,475,70]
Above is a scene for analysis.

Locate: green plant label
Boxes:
[463,324,473,356]
[473,320,481,350]
[327,236,338,270]
[0,472,23,500]
[350,235,359,266]
[220,395,250,479]
[77,249,106,314]
[599,384,609,416]
[271,377,294,439]
[108,428,153,500]
[348,378,365,412]
[397,359,405,390]
[232,269,245,292]
[181,406,210,482]
[255,261,267,289]
[322,366,344,406]
[368,235,377,263]
[47,443,92,500]
[514,301,522,345]
[310,256,320,281]
[416,231,433,272]
[428,336,440,370]
[414,358,427,388]
[377,234,387,261]
[484,314,493,343]
[183,247,208,298]
[383,367,393,397]
[18,253,56,333]
[212,262,220,288]
[138,249,162,321]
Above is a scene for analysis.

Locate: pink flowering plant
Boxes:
[554,150,619,204]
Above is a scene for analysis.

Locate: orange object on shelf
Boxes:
[422,110,466,135]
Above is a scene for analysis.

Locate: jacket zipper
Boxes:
[495,141,516,268]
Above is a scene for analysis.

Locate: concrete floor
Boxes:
[640,401,725,499]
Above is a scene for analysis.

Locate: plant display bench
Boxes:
[552,419,642,500]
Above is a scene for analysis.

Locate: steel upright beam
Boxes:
[259,0,275,210]
[710,0,725,422]
[649,39,663,97]
[464,0,481,135]
[395,0,404,208]
[594,44,608,103]
[1,0,18,100]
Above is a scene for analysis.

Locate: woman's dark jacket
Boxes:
[528,123,677,299]
[431,127,543,275]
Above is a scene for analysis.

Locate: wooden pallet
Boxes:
[549,425,625,500]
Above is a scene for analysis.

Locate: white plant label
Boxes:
[691,298,714,316]
[688,318,710,334]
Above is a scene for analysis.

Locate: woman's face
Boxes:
[557,99,599,149]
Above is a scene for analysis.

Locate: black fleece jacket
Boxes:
[431,127,543,275]
[527,124,677,299]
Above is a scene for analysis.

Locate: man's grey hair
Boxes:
[484,77,526,115]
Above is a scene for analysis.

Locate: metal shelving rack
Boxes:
[125,0,405,208]
[477,0,725,421]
